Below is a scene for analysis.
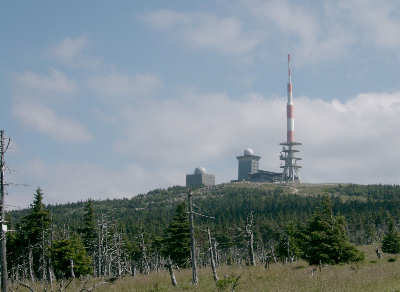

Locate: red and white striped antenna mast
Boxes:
[280,54,302,183]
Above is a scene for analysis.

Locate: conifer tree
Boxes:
[382,218,400,254]
[276,222,303,261]
[302,197,364,265]
[50,237,92,279]
[79,200,97,254]
[162,203,190,267]
[21,188,51,279]
[23,188,51,244]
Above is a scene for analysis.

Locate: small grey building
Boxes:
[186,167,215,188]
[236,148,261,181]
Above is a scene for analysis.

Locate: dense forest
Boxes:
[5,182,400,288]
[11,183,400,244]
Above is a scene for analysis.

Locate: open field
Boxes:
[11,246,400,292]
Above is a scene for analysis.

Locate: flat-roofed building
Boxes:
[235,148,282,183]
[186,167,215,188]
[236,148,261,181]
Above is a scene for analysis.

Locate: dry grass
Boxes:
[11,246,400,292]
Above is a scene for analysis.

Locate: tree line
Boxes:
[6,184,400,289]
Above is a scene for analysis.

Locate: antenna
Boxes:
[280,55,302,183]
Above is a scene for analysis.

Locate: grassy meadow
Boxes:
[10,245,400,292]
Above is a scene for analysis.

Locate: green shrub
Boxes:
[382,221,400,254]
[216,275,241,291]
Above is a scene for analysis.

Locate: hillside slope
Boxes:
[9,182,400,245]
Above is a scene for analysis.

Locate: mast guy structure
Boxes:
[280,54,302,183]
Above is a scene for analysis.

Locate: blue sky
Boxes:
[2,0,400,208]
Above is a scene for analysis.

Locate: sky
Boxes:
[2,0,400,209]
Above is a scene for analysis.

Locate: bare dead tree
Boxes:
[187,189,216,285]
[166,257,177,287]
[0,130,11,292]
[188,191,198,285]
[139,233,149,275]
[70,259,75,279]
[47,217,54,289]
[213,239,219,266]
[28,245,35,282]
[207,227,218,281]
[245,212,256,266]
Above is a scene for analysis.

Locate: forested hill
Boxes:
[9,183,400,245]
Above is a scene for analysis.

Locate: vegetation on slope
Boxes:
[6,182,400,289]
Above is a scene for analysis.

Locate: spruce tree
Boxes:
[23,188,50,244]
[79,200,97,254]
[382,218,400,254]
[276,222,303,261]
[50,237,92,279]
[162,203,190,267]
[21,188,51,279]
[302,197,364,265]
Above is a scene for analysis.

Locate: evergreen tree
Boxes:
[50,237,92,279]
[381,218,400,254]
[162,203,190,267]
[276,222,303,260]
[23,188,51,244]
[79,200,97,254]
[21,188,51,279]
[302,197,364,265]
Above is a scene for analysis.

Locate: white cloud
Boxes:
[9,89,400,207]
[8,160,183,207]
[241,0,400,62]
[51,36,103,68]
[142,10,259,55]
[142,1,400,63]
[87,72,162,99]
[242,0,352,62]
[13,103,92,143]
[52,36,88,60]
[336,0,400,49]
[16,69,77,95]
[113,90,400,185]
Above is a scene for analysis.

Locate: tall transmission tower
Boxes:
[280,55,302,183]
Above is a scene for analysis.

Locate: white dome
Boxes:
[194,167,206,174]
[244,148,254,156]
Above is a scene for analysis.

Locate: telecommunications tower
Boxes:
[280,54,302,183]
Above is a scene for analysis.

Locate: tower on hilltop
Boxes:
[280,54,302,183]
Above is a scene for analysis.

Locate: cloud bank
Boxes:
[10,88,400,208]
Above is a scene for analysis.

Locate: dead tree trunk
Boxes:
[41,223,47,281]
[139,233,149,274]
[0,130,9,292]
[271,246,277,263]
[167,257,177,287]
[213,240,219,266]
[47,256,53,289]
[117,233,122,277]
[47,216,54,288]
[188,191,198,285]
[28,246,35,282]
[70,259,75,279]
[207,228,218,281]
[246,213,256,266]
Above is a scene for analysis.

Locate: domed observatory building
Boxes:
[236,148,261,181]
[186,167,215,188]
[236,148,281,182]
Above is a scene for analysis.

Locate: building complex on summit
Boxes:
[186,167,215,188]
[236,148,281,183]
[185,55,302,187]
